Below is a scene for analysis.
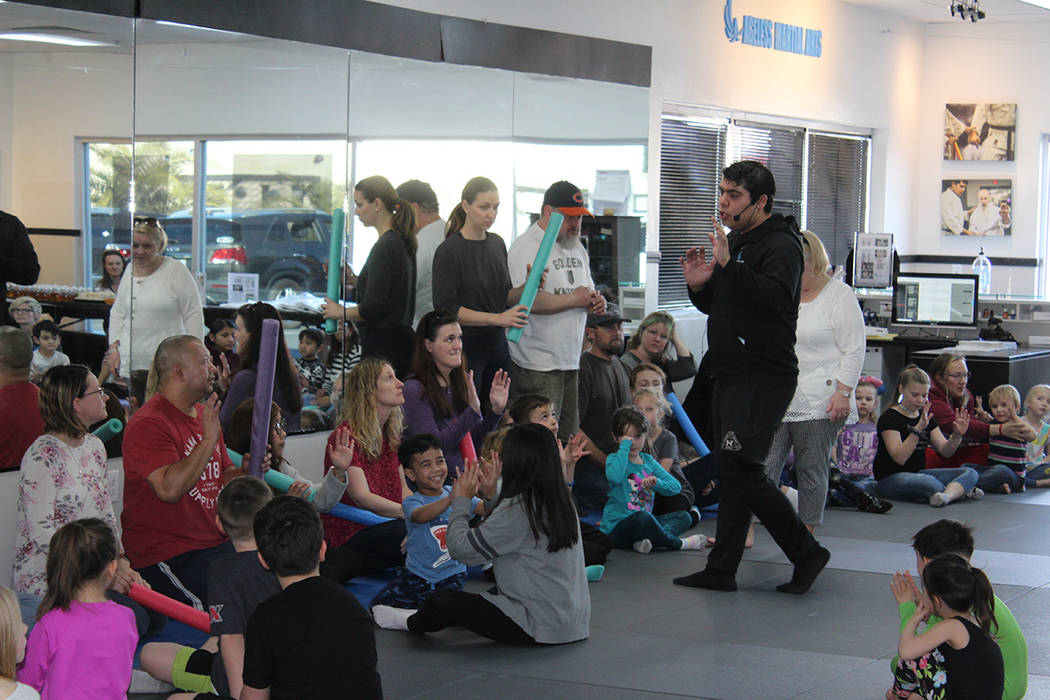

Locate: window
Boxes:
[657,115,726,308]
[657,111,869,308]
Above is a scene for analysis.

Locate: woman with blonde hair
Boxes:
[620,311,696,388]
[0,584,36,700]
[322,357,412,573]
[107,216,204,377]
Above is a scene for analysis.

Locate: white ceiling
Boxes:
[836,0,1050,24]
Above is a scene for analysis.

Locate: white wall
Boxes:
[0,54,13,212]
[914,20,1050,295]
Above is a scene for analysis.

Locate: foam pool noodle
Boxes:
[508,211,563,344]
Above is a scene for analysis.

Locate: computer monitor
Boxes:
[892,272,979,328]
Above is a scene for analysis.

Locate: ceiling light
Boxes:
[0,32,116,47]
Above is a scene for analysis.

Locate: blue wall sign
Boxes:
[723,0,822,58]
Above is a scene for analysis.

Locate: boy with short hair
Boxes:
[891,518,1028,700]
[139,475,280,699]
[509,393,559,434]
[29,320,69,382]
[242,496,381,700]
[294,328,327,394]
[370,433,484,630]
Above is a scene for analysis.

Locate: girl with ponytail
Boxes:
[323,175,417,377]
[890,553,1004,699]
[19,519,138,699]
[431,176,530,404]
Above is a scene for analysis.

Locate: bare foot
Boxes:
[1002,484,1012,494]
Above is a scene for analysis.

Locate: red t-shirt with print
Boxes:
[122,394,230,568]
[321,421,402,547]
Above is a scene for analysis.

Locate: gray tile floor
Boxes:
[374,491,1049,699]
[129,490,1049,699]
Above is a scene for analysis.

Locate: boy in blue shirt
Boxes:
[371,433,484,629]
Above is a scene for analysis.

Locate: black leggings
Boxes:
[407,590,535,645]
[340,519,406,575]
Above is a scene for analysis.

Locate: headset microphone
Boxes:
[732,200,757,222]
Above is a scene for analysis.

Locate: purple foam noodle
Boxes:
[247,317,280,478]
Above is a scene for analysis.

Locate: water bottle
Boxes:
[972,247,992,296]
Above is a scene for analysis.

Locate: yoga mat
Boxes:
[263,467,317,503]
[459,434,477,463]
[668,391,710,457]
[325,209,345,334]
[128,584,210,633]
[508,211,563,344]
[91,418,123,443]
[247,318,280,478]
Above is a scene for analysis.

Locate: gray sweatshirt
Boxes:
[448,495,590,644]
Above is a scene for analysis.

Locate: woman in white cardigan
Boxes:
[760,231,866,533]
[107,217,204,377]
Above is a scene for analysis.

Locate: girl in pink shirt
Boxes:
[19,519,137,700]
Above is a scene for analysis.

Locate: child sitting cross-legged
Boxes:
[370,433,485,628]
[600,406,704,554]
[970,384,1029,493]
[1020,384,1050,488]
[827,377,893,514]
[242,496,381,699]
[139,476,281,700]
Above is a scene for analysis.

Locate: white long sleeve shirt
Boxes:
[783,277,866,422]
[108,256,204,374]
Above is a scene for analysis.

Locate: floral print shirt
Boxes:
[14,434,119,596]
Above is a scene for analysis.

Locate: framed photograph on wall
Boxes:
[940,178,1012,236]
[944,103,1016,161]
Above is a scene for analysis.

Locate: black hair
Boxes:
[723,160,776,214]
[129,369,149,407]
[32,319,60,339]
[493,423,579,552]
[921,553,998,637]
[235,302,303,414]
[217,476,273,542]
[39,518,118,617]
[912,519,975,560]
[398,433,442,471]
[206,318,235,337]
[411,310,470,419]
[298,328,324,345]
[254,496,324,577]
[611,405,648,440]
[508,393,554,424]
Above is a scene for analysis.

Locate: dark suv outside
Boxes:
[159,208,332,304]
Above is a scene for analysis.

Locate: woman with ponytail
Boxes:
[431,177,529,403]
[890,553,1004,699]
[323,175,417,377]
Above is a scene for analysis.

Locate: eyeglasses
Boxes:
[80,387,106,399]
[10,307,33,314]
[133,216,158,226]
[945,372,971,380]
[273,420,287,434]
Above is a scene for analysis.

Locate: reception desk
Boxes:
[910,347,1050,401]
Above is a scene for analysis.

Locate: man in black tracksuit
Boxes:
[673,161,829,594]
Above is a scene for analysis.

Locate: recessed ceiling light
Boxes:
[0,32,116,47]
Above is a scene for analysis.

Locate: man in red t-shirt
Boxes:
[123,335,236,609]
[0,327,44,472]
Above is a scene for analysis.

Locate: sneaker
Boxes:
[968,487,985,501]
[690,505,702,527]
[632,539,653,554]
[856,491,893,514]
[929,492,950,507]
[680,534,705,550]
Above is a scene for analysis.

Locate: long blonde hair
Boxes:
[338,358,403,460]
[0,585,21,680]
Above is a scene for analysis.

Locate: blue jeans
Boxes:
[607,510,692,550]
[963,463,1024,492]
[876,468,978,503]
[1026,463,1050,488]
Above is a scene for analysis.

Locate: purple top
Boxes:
[402,379,502,473]
[19,600,137,699]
